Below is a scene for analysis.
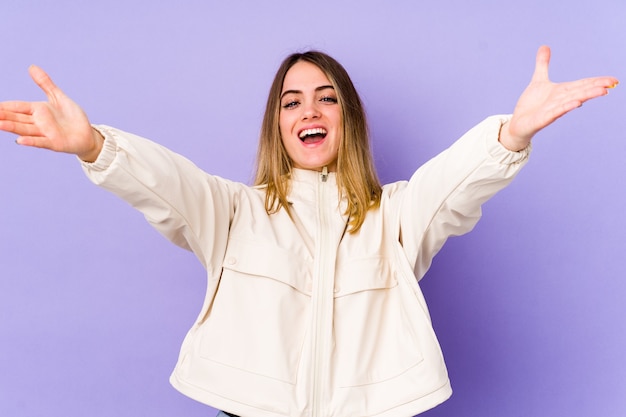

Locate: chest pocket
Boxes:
[198,238,312,384]
[333,257,398,297]
[222,238,313,295]
[332,257,424,387]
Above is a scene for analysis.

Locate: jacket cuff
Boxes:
[78,125,119,172]
[485,114,531,165]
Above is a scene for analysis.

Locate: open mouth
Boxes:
[298,128,327,144]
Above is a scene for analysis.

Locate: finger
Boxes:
[0,119,41,138]
[0,103,33,134]
[15,135,54,149]
[0,100,35,115]
[578,85,613,102]
[563,77,619,102]
[579,76,619,89]
[0,107,35,126]
[28,65,64,105]
[0,113,33,134]
[599,76,619,89]
[531,45,551,82]
[542,81,615,124]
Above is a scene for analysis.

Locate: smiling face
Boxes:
[279,61,342,172]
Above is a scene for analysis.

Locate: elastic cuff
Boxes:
[486,115,531,165]
[78,125,119,171]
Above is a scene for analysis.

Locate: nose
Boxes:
[301,101,321,120]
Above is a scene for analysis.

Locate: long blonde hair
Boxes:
[254,51,381,233]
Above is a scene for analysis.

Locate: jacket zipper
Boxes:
[312,166,331,417]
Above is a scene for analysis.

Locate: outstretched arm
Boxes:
[0,65,104,162]
[499,45,619,151]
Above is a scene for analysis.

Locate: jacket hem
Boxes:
[170,371,452,417]
[170,372,288,417]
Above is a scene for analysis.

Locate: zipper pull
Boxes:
[321,166,328,183]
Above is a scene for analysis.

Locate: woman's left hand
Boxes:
[499,45,619,151]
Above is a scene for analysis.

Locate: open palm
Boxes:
[0,65,101,161]
[501,46,619,151]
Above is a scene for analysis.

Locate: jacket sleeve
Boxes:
[398,115,530,281]
[81,125,235,276]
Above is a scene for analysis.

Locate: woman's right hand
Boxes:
[0,65,103,162]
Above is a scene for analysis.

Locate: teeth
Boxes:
[299,128,327,138]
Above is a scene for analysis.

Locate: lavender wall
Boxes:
[1,1,624,416]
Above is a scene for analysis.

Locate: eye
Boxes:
[282,100,299,109]
[320,96,338,104]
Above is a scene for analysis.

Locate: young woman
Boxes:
[0,47,618,417]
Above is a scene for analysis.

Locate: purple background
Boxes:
[1,1,624,416]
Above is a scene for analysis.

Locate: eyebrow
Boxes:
[280,85,335,100]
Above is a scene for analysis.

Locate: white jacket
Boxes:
[83,115,529,417]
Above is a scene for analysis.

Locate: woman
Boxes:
[0,47,618,417]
